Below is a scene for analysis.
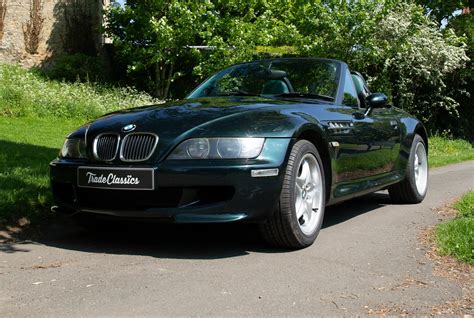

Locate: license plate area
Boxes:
[77,167,154,190]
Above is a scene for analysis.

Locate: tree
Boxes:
[105,0,469,136]
[105,0,298,98]
[105,0,216,99]
[441,12,474,140]
[289,0,399,67]
[193,0,299,77]
[364,3,468,126]
[415,0,473,25]
[289,2,468,130]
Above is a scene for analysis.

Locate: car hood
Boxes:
[83,97,316,162]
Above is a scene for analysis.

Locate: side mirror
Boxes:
[366,93,389,109]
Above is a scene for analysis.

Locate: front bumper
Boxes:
[50,138,292,223]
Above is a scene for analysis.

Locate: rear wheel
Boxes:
[260,140,326,249]
[389,134,428,203]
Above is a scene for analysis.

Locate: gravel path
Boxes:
[1,161,473,316]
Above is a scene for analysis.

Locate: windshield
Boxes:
[187,59,339,101]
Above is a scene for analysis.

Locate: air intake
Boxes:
[120,133,159,162]
[93,133,119,161]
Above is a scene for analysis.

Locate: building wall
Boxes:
[0,0,109,68]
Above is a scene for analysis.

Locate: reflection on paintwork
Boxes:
[257,139,292,166]
[334,145,400,181]
[320,106,402,183]
[51,58,428,228]
[333,170,405,198]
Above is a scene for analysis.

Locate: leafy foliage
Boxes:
[415,0,472,24]
[104,0,470,137]
[42,53,108,83]
[365,3,468,124]
[440,12,474,140]
[293,2,468,126]
[0,63,160,119]
[105,0,216,99]
[192,0,300,77]
[61,0,99,56]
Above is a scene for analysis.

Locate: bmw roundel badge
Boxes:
[122,124,136,133]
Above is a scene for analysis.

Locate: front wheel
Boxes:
[388,134,428,203]
[260,140,326,249]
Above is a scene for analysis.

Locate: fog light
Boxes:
[251,168,279,177]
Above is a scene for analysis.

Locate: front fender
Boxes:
[398,115,428,170]
[182,108,326,139]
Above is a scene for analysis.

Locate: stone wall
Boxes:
[0,0,109,68]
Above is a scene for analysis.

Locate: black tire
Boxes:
[260,140,326,249]
[388,134,428,203]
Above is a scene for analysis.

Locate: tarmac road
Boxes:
[1,161,473,316]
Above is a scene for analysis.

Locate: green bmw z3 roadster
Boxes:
[50,58,429,248]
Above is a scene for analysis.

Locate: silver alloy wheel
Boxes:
[294,153,324,235]
[414,142,428,195]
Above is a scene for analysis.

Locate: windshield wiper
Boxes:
[274,92,334,101]
[217,91,260,97]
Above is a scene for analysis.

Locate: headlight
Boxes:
[60,138,87,159]
[186,138,210,158]
[168,138,265,159]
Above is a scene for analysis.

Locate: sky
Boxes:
[441,9,462,28]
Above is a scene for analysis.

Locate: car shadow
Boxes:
[322,192,391,228]
[12,192,391,260]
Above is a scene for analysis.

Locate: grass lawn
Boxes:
[0,63,158,119]
[0,115,473,225]
[0,117,84,223]
[435,191,474,264]
[429,136,474,168]
[0,63,159,224]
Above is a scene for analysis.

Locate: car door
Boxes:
[326,69,401,184]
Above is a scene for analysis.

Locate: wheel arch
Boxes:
[398,118,429,171]
[415,123,429,155]
[293,126,332,203]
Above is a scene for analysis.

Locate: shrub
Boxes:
[43,53,108,83]
[0,63,161,119]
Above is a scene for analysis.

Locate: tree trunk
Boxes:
[164,63,173,100]
[155,62,173,100]
[155,62,162,98]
